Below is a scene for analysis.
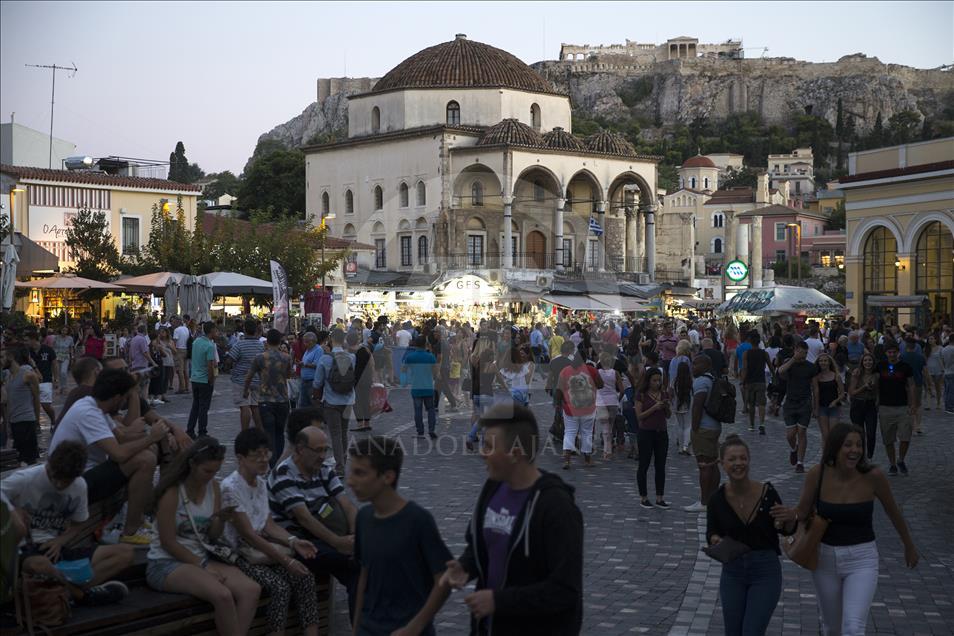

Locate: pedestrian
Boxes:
[186,321,219,439]
[941,334,954,414]
[876,342,915,476]
[171,316,191,393]
[557,351,603,469]
[923,334,943,411]
[403,336,439,440]
[2,346,41,465]
[900,337,927,435]
[848,352,879,460]
[127,325,155,402]
[351,331,376,433]
[244,329,292,468]
[497,346,532,407]
[775,423,919,635]
[701,337,727,379]
[741,332,770,435]
[634,367,670,508]
[348,436,453,636]
[227,319,265,432]
[52,325,74,396]
[429,330,459,413]
[314,329,357,475]
[657,324,678,385]
[812,353,845,443]
[672,360,693,456]
[595,351,623,459]
[778,342,817,474]
[706,435,796,636]
[158,327,176,396]
[298,332,322,408]
[27,331,57,424]
[441,403,584,636]
[685,355,721,512]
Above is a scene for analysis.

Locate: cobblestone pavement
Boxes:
[40,377,954,635]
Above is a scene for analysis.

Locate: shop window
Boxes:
[446,101,460,126]
[375,238,386,269]
[400,236,412,266]
[121,216,140,254]
[864,226,897,295]
[916,221,954,303]
[399,182,409,208]
[418,235,428,264]
[467,234,484,266]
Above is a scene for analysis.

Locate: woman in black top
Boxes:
[772,424,918,636]
[707,435,795,636]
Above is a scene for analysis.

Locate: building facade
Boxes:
[2,165,201,270]
[558,37,743,63]
[0,122,77,170]
[305,35,661,287]
[768,147,815,199]
[840,137,954,325]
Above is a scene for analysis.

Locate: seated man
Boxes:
[49,369,168,545]
[1,441,133,605]
[277,407,337,470]
[268,425,358,620]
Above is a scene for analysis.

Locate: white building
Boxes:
[304,35,661,287]
[0,122,76,170]
[768,147,814,199]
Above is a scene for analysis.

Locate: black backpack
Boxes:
[703,373,737,423]
[327,352,356,394]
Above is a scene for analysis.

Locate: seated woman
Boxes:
[223,428,322,636]
[146,437,261,635]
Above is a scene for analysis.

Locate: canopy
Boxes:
[116,272,185,293]
[864,295,930,308]
[586,294,655,313]
[541,294,613,312]
[15,273,122,290]
[717,285,845,316]
[10,233,58,277]
[204,272,273,295]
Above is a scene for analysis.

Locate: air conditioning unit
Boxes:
[636,273,650,284]
[536,274,553,288]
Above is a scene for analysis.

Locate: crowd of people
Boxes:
[0,307,949,635]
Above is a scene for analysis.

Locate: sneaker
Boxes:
[655,500,671,509]
[898,461,908,475]
[759,426,766,436]
[583,453,592,466]
[683,501,707,513]
[119,528,152,545]
[428,432,438,440]
[640,500,654,509]
[80,581,129,606]
[789,450,798,466]
[888,465,898,476]
[795,463,805,474]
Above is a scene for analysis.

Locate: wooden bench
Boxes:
[0,450,19,472]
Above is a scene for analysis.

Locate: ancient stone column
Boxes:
[724,210,737,264]
[625,207,638,272]
[643,204,657,281]
[751,216,764,288]
[680,212,696,278]
[555,197,566,271]
[596,200,607,271]
[503,195,513,270]
[635,209,645,269]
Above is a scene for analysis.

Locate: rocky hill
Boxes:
[249,53,952,167]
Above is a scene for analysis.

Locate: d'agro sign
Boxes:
[725,260,749,282]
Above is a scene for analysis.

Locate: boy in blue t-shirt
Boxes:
[348,437,451,636]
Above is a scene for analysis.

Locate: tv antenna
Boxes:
[25,62,78,169]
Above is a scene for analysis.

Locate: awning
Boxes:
[10,233,58,277]
[865,295,930,308]
[717,285,845,316]
[586,294,654,313]
[541,294,613,312]
[15,273,122,290]
[115,272,185,293]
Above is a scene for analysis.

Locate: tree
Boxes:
[168,141,205,184]
[869,112,885,148]
[887,110,921,145]
[720,166,760,189]
[826,200,846,231]
[835,98,844,141]
[121,196,203,275]
[201,171,241,202]
[238,146,306,219]
[64,206,119,281]
[0,210,9,244]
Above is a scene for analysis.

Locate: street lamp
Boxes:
[320,211,336,289]
[6,188,25,238]
[786,222,802,285]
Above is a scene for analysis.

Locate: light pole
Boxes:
[320,211,336,289]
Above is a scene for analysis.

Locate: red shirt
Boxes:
[558,364,600,417]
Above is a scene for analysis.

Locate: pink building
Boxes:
[737,204,842,265]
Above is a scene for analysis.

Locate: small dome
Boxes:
[583,130,637,156]
[477,119,543,147]
[682,155,717,168]
[541,127,584,151]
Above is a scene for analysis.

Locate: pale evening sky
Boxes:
[1,1,951,176]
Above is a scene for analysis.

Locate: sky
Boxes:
[1,1,951,175]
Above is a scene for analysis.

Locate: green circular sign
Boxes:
[725,259,749,282]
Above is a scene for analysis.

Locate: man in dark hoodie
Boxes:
[441,402,584,635]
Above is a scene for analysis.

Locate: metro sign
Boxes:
[725,260,749,282]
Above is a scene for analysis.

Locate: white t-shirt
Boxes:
[49,396,117,471]
[173,325,191,350]
[0,464,89,543]
[805,337,825,363]
[221,471,270,549]
[395,330,412,348]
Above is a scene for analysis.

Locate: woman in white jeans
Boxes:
[774,423,918,635]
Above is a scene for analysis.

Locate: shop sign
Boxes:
[436,275,498,298]
[333,293,343,301]
[28,206,110,245]
[725,260,749,282]
[344,260,357,278]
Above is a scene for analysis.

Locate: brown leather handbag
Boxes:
[16,573,72,634]
[781,465,829,571]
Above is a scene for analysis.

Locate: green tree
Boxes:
[124,196,201,274]
[201,171,241,202]
[720,166,760,189]
[826,200,846,231]
[887,110,921,145]
[238,147,306,219]
[835,98,844,140]
[64,206,119,281]
[168,141,205,184]
[657,164,678,192]
[869,112,885,148]
[794,115,834,167]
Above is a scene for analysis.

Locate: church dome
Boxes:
[477,119,544,147]
[583,130,637,156]
[370,34,561,95]
[682,154,717,168]
[541,127,584,151]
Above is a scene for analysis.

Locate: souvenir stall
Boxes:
[15,274,123,322]
[716,285,846,332]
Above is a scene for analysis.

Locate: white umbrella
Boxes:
[194,275,213,323]
[1,243,20,311]
[178,275,198,320]
[717,285,845,316]
[204,271,273,295]
[163,276,180,318]
[15,273,122,290]
[116,271,184,294]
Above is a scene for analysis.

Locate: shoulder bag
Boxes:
[180,485,239,565]
[781,466,830,570]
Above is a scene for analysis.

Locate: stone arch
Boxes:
[608,171,655,209]
[415,217,428,230]
[565,169,602,215]
[902,211,954,254]
[452,164,502,208]
[466,216,486,230]
[513,166,562,208]
[372,221,385,234]
[342,223,357,238]
[398,219,411,231]
[847,216,904,257]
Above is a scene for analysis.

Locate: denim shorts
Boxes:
[818,405,840,418]
[146,557,207,591]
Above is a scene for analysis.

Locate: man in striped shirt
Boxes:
[268,425,359,619]
[227,319,264,431]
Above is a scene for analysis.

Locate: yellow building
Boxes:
[839,138,954,326]
[2,165,201,268]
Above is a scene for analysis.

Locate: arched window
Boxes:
[863,226,897,295]
[530,103,541,131]
[418,235,429,264]
[321,191,330,216]
[533,180,545,202]
[399,182,409,208]
[915,221,954,317]
[345,189,354,215]
[690,177,697,189]
[471,181,483,206]
[712,213,724,228]
[712,237,723,254]
[416,181,426,207]
[373,185,383,211]
[446,101,460,126]
[342,223,357,239]
[704,177,710,190]
[371,106,380,133]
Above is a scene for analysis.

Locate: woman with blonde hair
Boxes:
[812,353,845,442]
[848,352,879,459]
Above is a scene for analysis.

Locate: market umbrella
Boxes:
[204,271,273,295]
[194,275,213,323]
[716,285,845,316]
[163,276,180,318]
[1,243,20,311]
[15,273,122,290]
[115,271,184,294]
[178,275,198,320]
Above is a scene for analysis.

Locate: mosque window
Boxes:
[371,106,380,133]
[530,103,541,131]
[446,101,460,126]
[399,182,409,208]
[471,181,483,206]
[373,185,383,211]
[416,181,426,207]
[345,189,354,215]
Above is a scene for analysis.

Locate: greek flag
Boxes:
[588,218,604,236]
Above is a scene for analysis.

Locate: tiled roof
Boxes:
[838,160,954,184]
[0,164,202,192]
[541,127,585,151]
[583,130,637,156]
[682,155,717,168]
[367,35,562,96]
[477,119,543,147]
[704,187,755,204]
[735,204,829,220]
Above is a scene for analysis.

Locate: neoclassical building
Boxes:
[841,137,954,324]
[303,35,660,286]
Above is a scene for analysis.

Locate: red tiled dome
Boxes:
[682,155,717,168]
[477,119,544,147]
[370,35,561,95]
[583,130,637,156]
[541,127,585,151]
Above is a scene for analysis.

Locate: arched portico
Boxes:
[512,166,562,269]
[608,171,657,276]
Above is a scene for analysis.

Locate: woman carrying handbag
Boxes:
[771,423,918,636]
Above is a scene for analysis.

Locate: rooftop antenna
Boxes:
[25,62,78,169]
